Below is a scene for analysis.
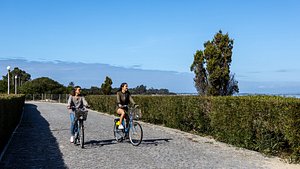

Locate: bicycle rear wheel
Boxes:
[129,122,143,146]
[79,120,84,148]
[113,122,124,142]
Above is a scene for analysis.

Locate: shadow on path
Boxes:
[141,138,172,146]
[0,103,66,168]
[85,138,172,147]
[85,139,117,148]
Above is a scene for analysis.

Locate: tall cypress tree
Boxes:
[191,30,239,96]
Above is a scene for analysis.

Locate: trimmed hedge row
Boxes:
[0,94,25,153]
[210,96,300,162]
[85,95,300,162]
[86,95,211,134]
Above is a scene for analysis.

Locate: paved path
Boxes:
[0,102,299,169]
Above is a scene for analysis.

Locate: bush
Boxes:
[0,94,25,153]
[210,96,300,162]
[86,94,300,163]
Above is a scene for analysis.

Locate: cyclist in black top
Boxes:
[116,82,137,129]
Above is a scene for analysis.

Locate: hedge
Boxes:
[85,95,300,163]
[0,94,25,153]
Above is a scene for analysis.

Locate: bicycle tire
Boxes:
[74,132,78,145]
[74,121,79,145]
[80,120,84,148]
[113,122,123,142]
[129,122,143,146]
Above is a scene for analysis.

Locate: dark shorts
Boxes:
[116,106,128,112]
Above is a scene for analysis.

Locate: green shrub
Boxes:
[86,94,300,163]
[210,96,300,162]
[0,94,25,153]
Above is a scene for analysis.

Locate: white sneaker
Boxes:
[70,136,74,143]
[118,124,124,129]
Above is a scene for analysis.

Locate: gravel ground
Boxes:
[0,101,299,169]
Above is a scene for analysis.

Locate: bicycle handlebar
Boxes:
[68,106,89,111]
[119,104,139,109]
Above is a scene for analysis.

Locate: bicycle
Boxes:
[73,107,88,148]
[113,106,143,146]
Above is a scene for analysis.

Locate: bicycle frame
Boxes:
[117,108,135,133]
[114,107,143,146]
[73,108,86,148]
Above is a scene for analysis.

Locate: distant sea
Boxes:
[278,94,300,99]
[237,93,300,99]
[178,93,300,99]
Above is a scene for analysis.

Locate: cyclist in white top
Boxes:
[67,86,89,143]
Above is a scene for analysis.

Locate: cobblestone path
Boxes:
[0,102,299,169]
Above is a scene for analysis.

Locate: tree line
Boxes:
[0,68,174,95]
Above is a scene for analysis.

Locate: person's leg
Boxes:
[117,108,124,123]
[70,112,75,142]
[124,113,130,138]
[125,113,129,128]
[70,113,75,135]
[117,108,125,129]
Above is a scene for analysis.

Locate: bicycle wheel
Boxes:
[79,120,84,148]
[129,122,143,146]
[113,122,123,142]
[74,120,79,145]
[74,132,78,144]
[74,132,79,145]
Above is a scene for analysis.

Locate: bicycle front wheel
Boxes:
[129,122,143,146]
[79,120,84,148]
[74,121,79,145]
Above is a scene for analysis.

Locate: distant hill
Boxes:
[2,58,300,94]
[0,58,196,93]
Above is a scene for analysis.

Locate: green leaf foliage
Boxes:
[191,30,238,96]
[19,77,66,94]
[86,95,300,162]
[101,76,113,95]
[210,96,300,162]
[0,94,25,153]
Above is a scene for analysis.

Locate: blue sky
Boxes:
[0,1,300,94]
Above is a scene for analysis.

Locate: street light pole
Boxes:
[15,75,18,94]
[7,66,10,95]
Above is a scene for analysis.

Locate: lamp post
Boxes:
[15,75,18,94]
[7,66,10,95]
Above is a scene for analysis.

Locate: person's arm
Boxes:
[129,94,136,106]
[67,95,72,109]
[82,97,89,107]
